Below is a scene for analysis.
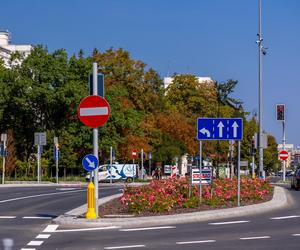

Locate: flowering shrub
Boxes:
[120,177,273,214]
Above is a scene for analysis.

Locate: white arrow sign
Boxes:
[200,128,211,138]
[232,121,239,138]
[86,157,95,169]
[217,122,224,137]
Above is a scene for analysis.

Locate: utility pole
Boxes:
[257,0,264,179]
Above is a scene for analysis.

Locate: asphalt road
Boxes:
[0,184,122,250]
[24,183,300,250]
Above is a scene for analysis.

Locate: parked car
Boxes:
[86,163,138,182]
[291,169,300,190]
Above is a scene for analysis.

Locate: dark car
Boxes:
[291,169,300,190]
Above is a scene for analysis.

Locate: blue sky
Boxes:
[2,0,300,146]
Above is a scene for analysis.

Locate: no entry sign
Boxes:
[78,95,110,128]
[132,149,138,159]
[279,150,288,161]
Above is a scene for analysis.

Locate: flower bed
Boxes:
[119,177,273,214]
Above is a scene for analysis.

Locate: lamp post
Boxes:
[257,0,264,179]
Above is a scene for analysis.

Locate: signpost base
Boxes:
[86,182,97,219]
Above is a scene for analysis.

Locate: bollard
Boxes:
[86,182,97,219]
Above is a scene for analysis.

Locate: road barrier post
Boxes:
[86,182,97,219]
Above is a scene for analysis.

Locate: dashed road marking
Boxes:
[104,245,146,249]
[271,215,300,220]
[27,240,43,246]
[119,226,176,232]
[209,220,250,225]
[55,226,119,232]
[23,216,54,219]
[36,234,51,239]
[292,234,300,236]
[176,240,216,244]
[240,236,270,240]
[20,248,36,250]
[0,216,16,218]
[43,224,59,233]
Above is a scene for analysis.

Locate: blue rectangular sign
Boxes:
[197,118,243,141]
[89,74,104,97]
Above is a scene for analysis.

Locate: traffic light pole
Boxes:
[282,121,286,182]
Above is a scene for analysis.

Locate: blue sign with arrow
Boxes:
[197,118,243,141]
[82,154,99,172]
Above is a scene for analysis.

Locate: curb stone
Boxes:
[54,186,288,228]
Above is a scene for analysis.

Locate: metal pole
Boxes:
[110,146,112,184]
[141,149,144,179]
[282,121,286,182]
[37,145,40,183]
[54,137,59,184]
[133,158,135,182]
[252,155,255,179]
[258,0,264,179]
[199,141,202,203]
[92,62,99,218]
[238,141,241,207]
[2,141,6,185]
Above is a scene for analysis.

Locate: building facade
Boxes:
[0,31,32,68]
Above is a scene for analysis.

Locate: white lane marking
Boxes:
[209,220,250,225]
[23,216,53,219]
[271,215,300,220]
[43,224,59,233]
[56,188,76,191]
[0,189,84,204]
[27,241,43,246]
[36,234,51,239]
[104,245,145,249]
[119,226,176,232]
[240,236,270,240]
[0,216,16,218]
[55,226,119,232]
[21,248,36,250]
[176,240,216,244]
[80,107,109,116]
[292,234,300,236]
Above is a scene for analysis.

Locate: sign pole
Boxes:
[54,137,59,184]
[110,146,112,184]
[37,145,41,183]
[1,133,7,185]
[133,158,135,182]
[92,62,99,218]
[199,141,202,203]
[141,149,144,179]
[238,140,241,207]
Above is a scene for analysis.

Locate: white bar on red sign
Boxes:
[80,107,109,116]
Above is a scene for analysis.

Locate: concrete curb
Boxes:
[54,186,288,228]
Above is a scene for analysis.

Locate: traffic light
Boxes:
[276,104,285,121]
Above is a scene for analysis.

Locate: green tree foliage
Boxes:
[0,46,279,178]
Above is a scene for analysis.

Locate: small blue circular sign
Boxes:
[82,154,99,172]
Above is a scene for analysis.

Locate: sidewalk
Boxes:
[54,186,288,228]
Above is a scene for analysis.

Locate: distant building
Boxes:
[163,76,213,89]
[0,30,32,68]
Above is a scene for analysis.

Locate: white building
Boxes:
[0,30,32,68]
[163,76,213,89]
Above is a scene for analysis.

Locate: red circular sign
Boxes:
[279,150,288,161]
[132,149,138,159]
[78,95,110,128]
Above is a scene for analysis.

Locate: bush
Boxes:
[120,177,273,214]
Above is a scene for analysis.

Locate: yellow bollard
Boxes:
[86,182,97,219]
